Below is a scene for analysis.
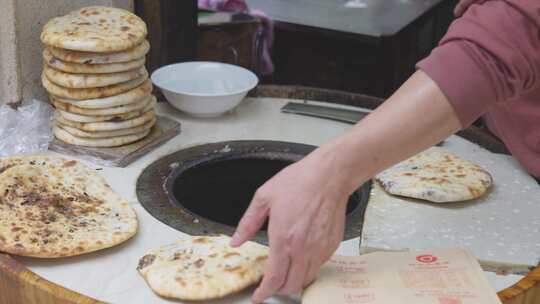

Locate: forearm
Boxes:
[312,70,462,193]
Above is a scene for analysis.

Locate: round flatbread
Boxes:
[51,80,152,109]
[57,117,156,139]
[50,95,153,116]
[54,125,150,147]
[41,6,147,53]
[42,71,147,100]
[376,149,493,203]
[137,235,268,301]
[48,40,150,64]
[44,65,146,89]
[0,156,138,258]
[51,94,154,116]
[43,48,145,74]
[58,97,155,122]
[56,109,155,131]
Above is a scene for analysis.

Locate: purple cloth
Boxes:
[199,0,248,11]
[198,0,274,75]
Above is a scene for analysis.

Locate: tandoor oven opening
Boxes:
[137,141,371,244]
[169,157,362,229]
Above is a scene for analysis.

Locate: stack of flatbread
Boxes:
[40,6,157,148]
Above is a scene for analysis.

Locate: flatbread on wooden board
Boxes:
[43,48,145,74]
[42,71,147,100]
[137,235,268,301]
[376,149,493,203]
[50,79,152,109]
[44,65,146,89]
[58,97,155,123]
[56,109,155,131]
[54,126,150,147]
[0,156,138,258]
[57,117,156,139]
[51,94,154,116]
[41,6,147,53]
[48,40,150,64]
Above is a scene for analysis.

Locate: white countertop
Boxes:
[361,137,540,273]
[17,98,530,303]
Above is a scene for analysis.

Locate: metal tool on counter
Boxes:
[281,102,371,124]
[281,102,444,146]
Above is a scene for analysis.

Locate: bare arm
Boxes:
[231,70,461,303]
[233,0,540,301]
[322,70,462,192]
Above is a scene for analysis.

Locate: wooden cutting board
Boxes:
[49,115,181,167]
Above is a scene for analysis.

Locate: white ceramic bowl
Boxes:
[151,61,259,117]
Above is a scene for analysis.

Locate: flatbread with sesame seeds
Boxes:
[50,79,152,109]
[43,48,146,74]
[0,156,137,258]
[42,71,147,100]
[48,40,150,65]
[57,96,155,123]
[44,64,147,89]
[56,109,155,132]
[41,6,147,53]
[56,117,156,139]
[137,235,268,301]
[51,94,153,116]
[375,149,493,203]
[53,125,150,147]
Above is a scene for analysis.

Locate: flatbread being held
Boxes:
[50,79,152,109]
[44,65,146,89]
[42,71,147,100]
[376,149,493,203]
[43,48,145,74]
[137,235,268,301]
[41,6,147,53]
[48,40,150,64]
[0,156,138,258]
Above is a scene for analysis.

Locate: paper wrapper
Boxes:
[302,248,502,304]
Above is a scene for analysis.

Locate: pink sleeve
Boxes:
[416,0,540,127]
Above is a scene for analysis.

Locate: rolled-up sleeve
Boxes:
[417,0,540,127]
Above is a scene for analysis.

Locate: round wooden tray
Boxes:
[1,85,538,304]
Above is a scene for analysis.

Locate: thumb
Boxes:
[231,193,270,247]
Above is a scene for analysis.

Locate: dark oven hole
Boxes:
[170,158,362,230]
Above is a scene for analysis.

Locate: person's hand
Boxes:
[230,147,355,303]
[454,0,488,17]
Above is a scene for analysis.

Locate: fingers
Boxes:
[303,259,320,288]
[231,191,270,247]
[278,249,310,295]
[303,205,345,287]
[252,237,291,303]
[329,203,346,253]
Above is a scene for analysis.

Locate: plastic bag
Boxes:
[0,99,54,157]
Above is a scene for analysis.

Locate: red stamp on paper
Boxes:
[438,297,462,304]
[416,254,438,263]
